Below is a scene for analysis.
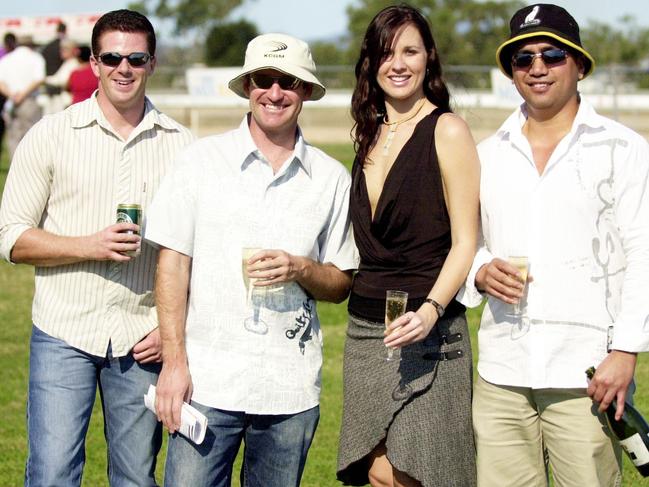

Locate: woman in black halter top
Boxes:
[336,5,480,487]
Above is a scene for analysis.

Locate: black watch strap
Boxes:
[424,298,445,318]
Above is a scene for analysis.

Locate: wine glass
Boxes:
[385,290,408,361]
[242,247,268,335]
[506,255,528,318]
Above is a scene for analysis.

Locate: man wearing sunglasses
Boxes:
[0,9,193,486]
[458,4,649,486]
[145,33,357,486]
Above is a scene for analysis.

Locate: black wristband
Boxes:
[424,298,445,318]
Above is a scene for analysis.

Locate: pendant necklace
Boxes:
[381,98,426,156]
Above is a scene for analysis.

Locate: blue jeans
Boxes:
[164,402,320,487]
[25,325,162,487]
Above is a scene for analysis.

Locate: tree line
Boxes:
[130,0,649,71]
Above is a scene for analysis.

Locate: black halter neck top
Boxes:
[348,107,464,321]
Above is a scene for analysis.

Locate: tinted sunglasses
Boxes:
[511,48,568,69]
[249,73,302,91]
[96,51,153,67]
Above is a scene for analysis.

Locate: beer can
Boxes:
[116,204,142,234]
[117,204,142,257]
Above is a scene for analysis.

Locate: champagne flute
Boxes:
[385,290,408,361]
[242,247,268,335]
[506,255,528,317]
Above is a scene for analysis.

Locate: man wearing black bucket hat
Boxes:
[145,33,357,486]
[458,4,649,485]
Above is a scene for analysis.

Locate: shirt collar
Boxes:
[70,93,177,136]
[237,114,311,177]
[498,95,606,140]
[570,97,606,132]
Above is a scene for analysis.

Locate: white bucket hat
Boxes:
[228,33,326,101]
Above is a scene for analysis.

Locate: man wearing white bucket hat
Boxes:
[145,33,357,486]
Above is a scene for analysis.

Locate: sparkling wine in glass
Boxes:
[506,256,528,317]
[385,290,408,361]
[242,247,268,335]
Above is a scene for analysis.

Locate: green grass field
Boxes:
[1,143,647,486]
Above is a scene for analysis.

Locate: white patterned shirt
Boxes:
[0,95,194,357]
[145,115,358,414]
[458,98,649,389]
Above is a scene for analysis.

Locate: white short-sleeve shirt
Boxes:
[0,46,45,95]
[146,115,358,414]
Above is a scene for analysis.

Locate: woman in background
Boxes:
[68,46,97,104]
[336,5,479,487]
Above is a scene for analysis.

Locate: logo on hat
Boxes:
[264,41,287,59]
[265,41,288,53]
[520,5,541,29]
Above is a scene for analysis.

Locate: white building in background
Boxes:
[0,13,100,45]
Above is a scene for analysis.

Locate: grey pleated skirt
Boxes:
[336,312,476,487]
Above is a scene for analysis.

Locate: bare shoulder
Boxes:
[434,112,474,142]
[434,112,480,175]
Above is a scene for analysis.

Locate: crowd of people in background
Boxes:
[0,3,648,487]
[0,21,98,162]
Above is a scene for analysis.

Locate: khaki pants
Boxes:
[473,375,621,487]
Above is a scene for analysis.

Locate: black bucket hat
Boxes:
[496,3,595,79]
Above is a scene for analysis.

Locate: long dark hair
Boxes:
[352,4,451,165]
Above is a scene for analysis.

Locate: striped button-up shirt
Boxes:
[0,94,194,357]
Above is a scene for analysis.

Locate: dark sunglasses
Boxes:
[96,51,153,67]
[249,73,302,91]
[511,48,568,69]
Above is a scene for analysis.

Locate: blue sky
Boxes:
[2,0,648,42]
